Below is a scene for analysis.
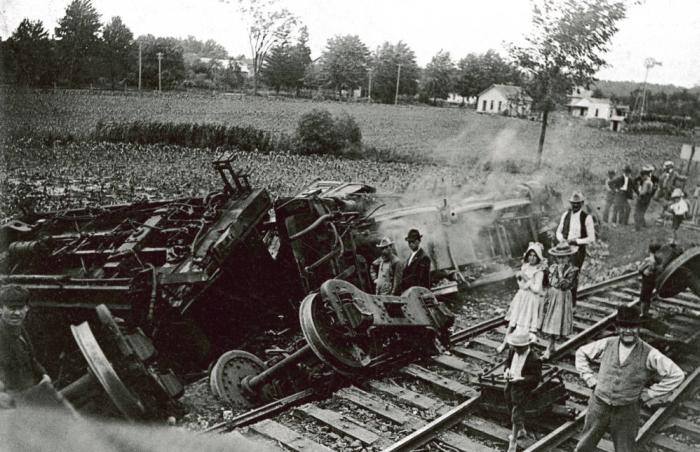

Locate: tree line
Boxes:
[1,0,524,101]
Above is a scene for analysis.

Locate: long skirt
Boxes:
[540,289,573,337]
[505,289,541,332]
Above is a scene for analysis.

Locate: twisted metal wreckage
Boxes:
[0,152,587,420]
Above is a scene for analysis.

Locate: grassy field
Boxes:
[3,89,686,174]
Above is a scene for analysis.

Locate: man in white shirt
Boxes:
[668,188,689,242]
[574,306,685,452]
[555,191,596,305]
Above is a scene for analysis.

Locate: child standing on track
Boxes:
[497,242,547,354]
[539,241,579,360]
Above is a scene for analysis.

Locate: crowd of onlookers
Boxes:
[0,142,469,218]
[599,160,697,240]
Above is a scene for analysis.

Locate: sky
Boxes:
[1,0,698,87]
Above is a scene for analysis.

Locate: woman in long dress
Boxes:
[497,242,546,353]
[540,241,579,360]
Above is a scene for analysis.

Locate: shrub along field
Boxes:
[3,88,686,175]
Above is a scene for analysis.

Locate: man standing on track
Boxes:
[555,191,596,305]
[574,306,685,452]
[400,229,431,292]
[370,237,404,296]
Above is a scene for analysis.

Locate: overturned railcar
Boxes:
[1,153,559,375]
[0,155,380,374]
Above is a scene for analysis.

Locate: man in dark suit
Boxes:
[399,229,431,292]
[504,330,543,452]
[611,166,634,225]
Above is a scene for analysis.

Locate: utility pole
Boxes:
[156,52,163,92]
[394,63,402,105]
[138,42,142,91]
[368,68,372,103]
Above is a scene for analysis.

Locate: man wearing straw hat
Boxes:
[667,188,689,243]
[503,330,542,452]
[370,237,404,296]
[574,306,685,452]
[555,191,596,305]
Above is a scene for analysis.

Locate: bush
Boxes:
[626,121,682,135]
[92,120,283,152]
[334,112,362,147]
[295,108,364,156]
[296,108,340,154]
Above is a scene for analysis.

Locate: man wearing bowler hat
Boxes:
[556,191,596,305]
[574,306,685,452]
[400,229,431,292]
[0,285,51,408]
[370,237,404,296]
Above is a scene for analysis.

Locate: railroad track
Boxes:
[207,273,700,452]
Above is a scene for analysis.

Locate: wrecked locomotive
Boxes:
[1,152,560,378]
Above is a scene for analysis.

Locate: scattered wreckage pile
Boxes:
[1,151,567,420]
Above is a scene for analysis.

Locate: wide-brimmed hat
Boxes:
[376,237,394,248]
[0,285,30,307]
[405,229,422,242]
[641,164,654,173]
[671,188,684,198]
[568,191,585,203]
[523,242,544,262]
[663,161,674,168]
[548,241,579,257]
[506,330,534,347]
[616,305,641,327]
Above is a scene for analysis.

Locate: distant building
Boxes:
[198,57,250,76]
[445,93,476,105]
[476,84,532,117]
[566,87,629,132]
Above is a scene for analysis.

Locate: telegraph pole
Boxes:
[156,52,163,92]
[138,42,142,91]
[368,68,372,103]
[394,64,402,105]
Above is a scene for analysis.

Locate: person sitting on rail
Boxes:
[497,242,547,354]
[503,330,542,452]
[539,241,579,360]
[0,285,52,409]
[574,306,685,452]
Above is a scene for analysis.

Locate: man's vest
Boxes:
[562,210,588,241]
[594,337,652,406]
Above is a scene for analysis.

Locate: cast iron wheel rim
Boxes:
[299,293,369,377]
[209,350,266,408]
[656,247,700,298]
[70,322,146,420]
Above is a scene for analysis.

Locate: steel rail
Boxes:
[383,271,641,449]
[203,388,317,433]
[635,367,700,446]
[208,272,640,438]
[380,395,482,452]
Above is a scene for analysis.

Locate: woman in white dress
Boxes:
[497,242,547,353]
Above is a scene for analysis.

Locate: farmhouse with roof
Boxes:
[476,84,532,117]
[566,87,630,131]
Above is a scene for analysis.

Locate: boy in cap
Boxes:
[574,306,685,452]
[503,330,542,452]
[0,285,50,408]
[400,229,431,292]
[370,237,404,295]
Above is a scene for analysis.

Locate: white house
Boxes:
[566,88,630,131]
[476,84,532,117]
